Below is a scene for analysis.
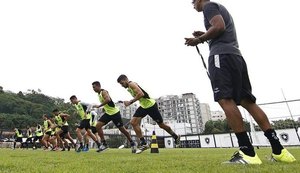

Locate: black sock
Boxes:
[80,142,83,148]
[235,131,255,157]
[140,137,146,145]
[172,133,178,140]
[102,140,107,146]
[86,144,89,149]
[264,129,283,155]
[130,141,135,146]
[14,142,16,149]
[96,141,101,148]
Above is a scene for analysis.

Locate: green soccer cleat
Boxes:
[272,149,296,163]
[223,150,262,165]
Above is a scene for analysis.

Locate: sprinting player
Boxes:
[25,126,33,149]
[13,128,23,149]
[185,0,296,164]
[33,124,43,149]
[83,110,100,152]
[69,95,101,152]
[117,75,180,154]
[92,81,136,153]
[52,109,76,151]
[41,114,54,150]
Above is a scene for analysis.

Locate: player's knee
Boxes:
[130,120,138,127]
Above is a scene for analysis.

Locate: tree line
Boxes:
[0,87,77,132]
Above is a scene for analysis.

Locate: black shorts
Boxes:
[26,137,33,142]
[208,54,256,105]
[99,112,124,128]
[59,126,69,138]
[33,135,43,141]
[91,126,97,134]
[133,103,163,124]
[45,131,52,136]
[78,119,91,130]
[15,137,23,143]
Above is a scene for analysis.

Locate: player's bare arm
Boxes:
[95,90,111,108]
[124,82,144,106]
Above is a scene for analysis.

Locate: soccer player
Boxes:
[52,109,76,151]
[25,126,33,149]
[92,81,136,153]
[69,95,101,152]
[33,124,43,149]
[185,0,296,164]
[13,128,23,149]
[82,110,100,152]
[117,75,180,154]
[41,114,54,150]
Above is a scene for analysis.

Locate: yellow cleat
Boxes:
[223,150,262,165]
[272,149,296,163]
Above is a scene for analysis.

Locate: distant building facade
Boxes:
[156,93,203,134]
[211,110,226,121]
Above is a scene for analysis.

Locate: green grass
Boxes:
[0,147,299,173]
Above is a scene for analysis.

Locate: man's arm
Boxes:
[185,15,225,46]
[124,82,144,106]
[94,90,111,108]
[197,15,225,43]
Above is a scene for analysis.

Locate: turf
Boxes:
[0,147,299,173]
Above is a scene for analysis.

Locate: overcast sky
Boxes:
[1,0,300,119]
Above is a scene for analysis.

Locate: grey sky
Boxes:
[1,0,300,118]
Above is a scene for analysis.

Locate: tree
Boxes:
[0,86,3,93]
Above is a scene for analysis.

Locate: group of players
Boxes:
[13,75,181,154]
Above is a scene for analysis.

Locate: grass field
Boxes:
[0,147,299,173]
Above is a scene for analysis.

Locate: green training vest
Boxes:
[127,87,155,109]
[43,120,52,132]
[27,129,33,138]
[35,125,43,137]
[74,103,91,120]
[15,129,23,138]
[98,90,119,115]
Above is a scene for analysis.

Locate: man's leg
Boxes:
[96,121,107,146]
[241,99,296,162]
[75,128,84,152]
[218,99,255,157]
[130,117,145,145]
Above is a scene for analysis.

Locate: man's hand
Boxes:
[123,101,131,107]
[185,37,202,46]
[193,31,205,37]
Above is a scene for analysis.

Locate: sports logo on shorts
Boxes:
[280,133,289,142]
[205,137,210,144]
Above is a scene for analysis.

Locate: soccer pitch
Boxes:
[0,147,299,173]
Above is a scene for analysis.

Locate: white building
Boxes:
[211,110,226,121]
[200,103,211,127]
[156,93,204,134]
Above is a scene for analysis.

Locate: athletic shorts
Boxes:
[59,126,69,138]
[133,103,163,124]
[15,137,23,143]
[91,126,97,134]
[33,135,43,141]
[99,112,123,128]
[45,131,52,136]
[78,119,91,130]
[26,137,33,142]
[208,54,256,105]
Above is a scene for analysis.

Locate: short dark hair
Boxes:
[92,81,101,86]
[69,95,77,100]
[117,74,128,83]
[52,109,59,113]
[43,114,49,119]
